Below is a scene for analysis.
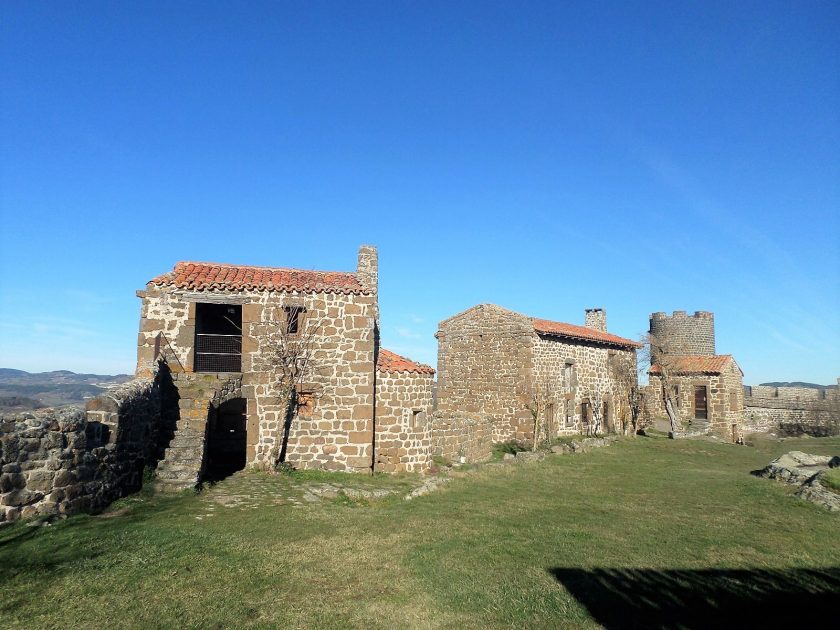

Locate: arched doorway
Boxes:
[204,398,247,482]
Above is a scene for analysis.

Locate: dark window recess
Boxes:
[195,303,242,372]
[694,385,708,420]
[284,306,304,334]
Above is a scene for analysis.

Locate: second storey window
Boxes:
[284,306,305,335]
[195,303,242,373]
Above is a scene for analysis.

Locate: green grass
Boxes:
[1,437,838,628]
[821,467,840,493]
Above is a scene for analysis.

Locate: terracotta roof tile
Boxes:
[150,261,369,294]
[531,318,641,349]
[650,354,734,375]
[376,349,435,375]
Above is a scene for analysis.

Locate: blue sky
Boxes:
[1,1,838,384]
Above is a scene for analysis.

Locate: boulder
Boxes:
[514,451,545,463]
[755,451,833,485]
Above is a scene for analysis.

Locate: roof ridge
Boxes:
[174,261,357,275]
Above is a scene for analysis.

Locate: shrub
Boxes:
[492,441,528,459]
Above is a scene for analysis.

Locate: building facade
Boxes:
[435,304,640,445]
[645,311,744,440]
[135,246,434,486]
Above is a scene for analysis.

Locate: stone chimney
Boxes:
[584,308,607,332]
[357,245,378,294]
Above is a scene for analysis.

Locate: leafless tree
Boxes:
[640,332,683,437]
[609,350,643,436]
[525,377,556,450]
[265,307,323,469]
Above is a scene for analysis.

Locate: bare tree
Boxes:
[609,351,643,436]
[265,307,323,469]
[525,377,556,450]
[641,332,683,437]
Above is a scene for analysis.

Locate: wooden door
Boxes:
[694,386,708,420]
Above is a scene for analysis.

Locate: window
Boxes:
[284,306,305,335]
[565,399,575,427]
[729,391,739,412]
[410,409,425,429]
[194,303,242,372]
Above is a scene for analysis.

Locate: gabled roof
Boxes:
[149,261,369,294]
[532,318,642,349]
[650,354,738,376]
[376,349,435,375]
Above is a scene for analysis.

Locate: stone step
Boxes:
[166,436,204,451]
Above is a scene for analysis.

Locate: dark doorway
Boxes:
[694,385,708,420]
[195,303,242,372]
[204,398,248,481]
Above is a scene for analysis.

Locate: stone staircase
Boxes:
[155,429,206,491]
[154,382,211,491]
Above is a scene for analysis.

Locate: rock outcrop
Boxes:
[754,451,840,512]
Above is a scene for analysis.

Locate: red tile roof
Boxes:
[149,261,369,294]
[376,349,435,375]
[650,354,734,375]
[531,318,641,349]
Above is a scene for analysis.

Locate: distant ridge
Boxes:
[759,381,838,390]
[0,368,132,410]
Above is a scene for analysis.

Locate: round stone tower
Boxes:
[649,311,715,360]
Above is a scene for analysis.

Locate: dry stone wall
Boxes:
[1,372,176,523]
[374,370,434,472]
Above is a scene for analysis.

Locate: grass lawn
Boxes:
[1,435,838,628]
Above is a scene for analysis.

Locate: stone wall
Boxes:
[532,336,637,439]
[649,311,715,358]
[435,304,535,442]
[0,372,175,523]
[430,411,493,464]
[646,359,744,440]
[436,304,638,446]
[137,286,378,474]
[374,370,434,473]
[743,381,840,436]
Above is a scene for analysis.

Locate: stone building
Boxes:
[435,304,640,446]
[134,245,434,486]
[645,311,744,440]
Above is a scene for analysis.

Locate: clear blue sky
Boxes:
[1,1,838,384]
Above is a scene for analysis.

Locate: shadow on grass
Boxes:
[549,566,839,628]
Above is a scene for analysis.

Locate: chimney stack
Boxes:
[357,245,378,294]
[584,308,607,332]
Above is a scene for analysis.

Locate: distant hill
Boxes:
[0,368,132,409]
[759,381,838,390]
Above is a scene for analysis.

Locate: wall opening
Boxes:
[195,303,242,372]
[204,397,248,482]
[694,385,708,420]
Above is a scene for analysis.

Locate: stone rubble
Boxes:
[754,451,840,512]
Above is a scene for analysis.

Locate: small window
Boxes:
[565,399,575,427]
[284,306,304,335]
[410,409,425,429]
[729,391,739,412]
